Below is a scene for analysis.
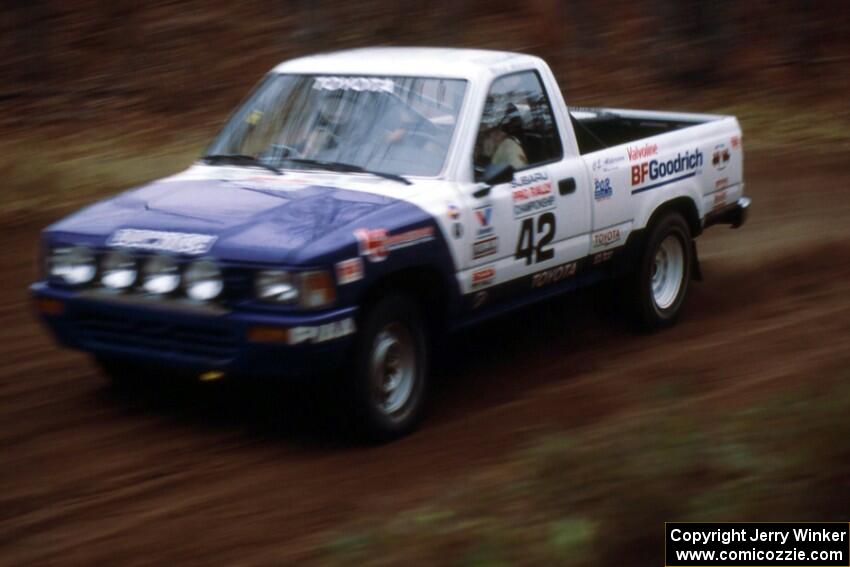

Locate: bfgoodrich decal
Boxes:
[631,148,704,193]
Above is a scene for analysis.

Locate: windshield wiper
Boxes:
[201,154,282,175]
[282,158,411,185]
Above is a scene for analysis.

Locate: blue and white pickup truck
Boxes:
[32,48,749,440]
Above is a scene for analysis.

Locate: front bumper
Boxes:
[30,282,358,379]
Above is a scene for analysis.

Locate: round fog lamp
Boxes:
[101,250,137,290]
[142,255,180,295]
[184,259,223,301]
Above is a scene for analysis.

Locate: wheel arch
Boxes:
[617,196,701,278]
[358,265,455,337]
[645,196,702,237]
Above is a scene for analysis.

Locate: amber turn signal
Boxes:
[246,325,289,343]
[35,297,65,316]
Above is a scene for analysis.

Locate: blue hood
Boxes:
[45,177,414,265]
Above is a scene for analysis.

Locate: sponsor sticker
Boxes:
[447,204,461,220]
[472,236,499,259]
[592,154,626,172]
[471,266,496,290]
[712,190,727,211]
[108,229,217,255]
[232,175,309,191]
[593,250,614,264]
[627,143,658,161]
[531,261,577,288]
[354,226,434,262]
[593,228,621,248]
[335,258,364,285]
[511,172,555,218]
[288,318,356,345]
[474,205,494,238]
[631,148,704,189]
[452,222,463,239]
[711,143,730,171]
[313,76,394,93]
[594,177,613,201]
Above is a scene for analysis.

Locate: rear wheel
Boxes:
[629,212,693,329]
[348,293,429,442]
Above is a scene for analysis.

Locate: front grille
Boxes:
[76,310,240,362]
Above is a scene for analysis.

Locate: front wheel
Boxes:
[629,212,693,330]
[95,357,148,392]
[347,293,429,442]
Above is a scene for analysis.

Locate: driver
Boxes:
[476,101,528,169]
[302,88,359,156]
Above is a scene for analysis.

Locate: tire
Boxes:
[629,212,692,330]
[347,292,429,442]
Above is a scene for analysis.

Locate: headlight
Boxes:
[255,270,336,308]
[184,259,223,301]
[100,250,137,290]
[256,270,299,303]
[47,246,96,285]
[141,254,180,295]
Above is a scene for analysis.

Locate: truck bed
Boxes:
[568,107,723,155]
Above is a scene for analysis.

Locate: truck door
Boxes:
[461,70,591,295]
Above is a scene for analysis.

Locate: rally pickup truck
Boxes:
[32,48,749,440]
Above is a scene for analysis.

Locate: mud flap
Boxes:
[691,240,703,281]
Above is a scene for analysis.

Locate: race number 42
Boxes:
[515,212,555,265]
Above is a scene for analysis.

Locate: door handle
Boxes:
[558,178,576,195]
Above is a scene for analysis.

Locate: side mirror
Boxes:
[473,163,514,198]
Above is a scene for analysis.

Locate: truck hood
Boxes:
[45,171,412,264]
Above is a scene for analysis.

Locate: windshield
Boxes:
[207,74,468,177]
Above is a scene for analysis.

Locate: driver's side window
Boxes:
[474,70,563,176]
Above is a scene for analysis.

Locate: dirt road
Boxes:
[2,151,849,565]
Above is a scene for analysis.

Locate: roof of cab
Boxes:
[272,47,540,80]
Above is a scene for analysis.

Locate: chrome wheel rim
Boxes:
[370,322,415,416]
[651,235,685,310]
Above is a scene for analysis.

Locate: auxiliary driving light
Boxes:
[48,246,97,285]
[184,259,224,301]
[100,250,137,290]
[141,254,180,295]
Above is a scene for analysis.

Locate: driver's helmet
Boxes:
[316,88,359,129]
[480,99,523,134]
